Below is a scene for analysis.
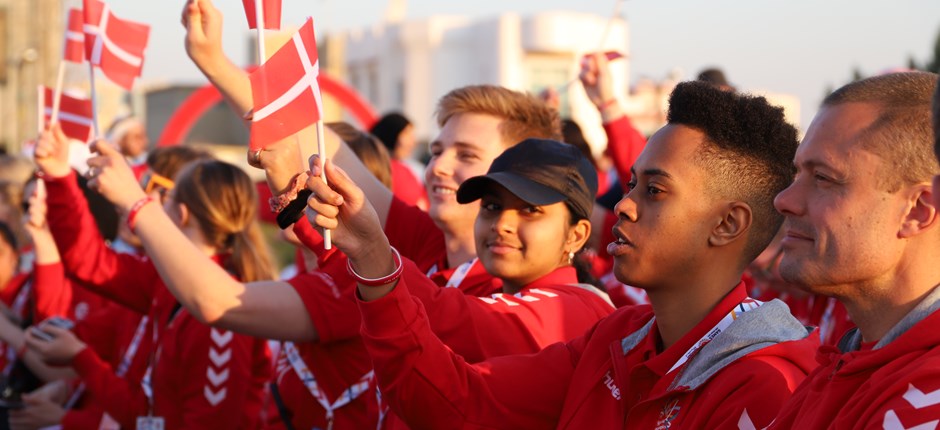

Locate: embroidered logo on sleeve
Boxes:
[204,328,233,406]
[882,384,940,430]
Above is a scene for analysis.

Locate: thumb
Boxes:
[90,138,116,157]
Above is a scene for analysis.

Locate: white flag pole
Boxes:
[37,86,44,134]
[254,0,266,63]
[88,63,100,138]
[316,120,331,249]
[50,61,66,125]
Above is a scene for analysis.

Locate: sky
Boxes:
[92,0,940,129]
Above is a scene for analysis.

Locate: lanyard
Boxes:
[142,303,182,415]
[283,341,374,430]
[666,298,763,375]
[117,315,149,377]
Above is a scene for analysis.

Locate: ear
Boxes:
[176,202,191,228]
[566,218,592,253]
[709,202,752,248]
[899,183,937,238]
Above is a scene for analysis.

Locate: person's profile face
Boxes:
[774,103,907,293]
[609,124,717,290]
[425,112,508,231]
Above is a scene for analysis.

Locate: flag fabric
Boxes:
[64,8,85,63]
[83,0,150,90]
[248,17,322,151]
[41,86,94,143]
[242,0,281,30]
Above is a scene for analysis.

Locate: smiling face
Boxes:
[608,125,725,290]
[474,184,588,290]
[774,103,911,295]
[425,113,510,232]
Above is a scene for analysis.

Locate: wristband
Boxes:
[269,171,311,214]
[126,196,156,231]
[347,247,403,287]
[276,189,312,230]
[599,98,619,110]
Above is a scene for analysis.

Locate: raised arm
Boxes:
[82,140,318,342]
[580,52,646,187]
[182,0,394,223]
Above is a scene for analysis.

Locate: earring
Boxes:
[567,251,575,265]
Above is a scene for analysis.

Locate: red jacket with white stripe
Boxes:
[44,171,271,430]
[360,279,818,429]
[772,288,940,430]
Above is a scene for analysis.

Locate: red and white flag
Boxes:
[242,0,281,30]
[64,8,85,63]
[248,17,322,151]
[40,86,94,143]
[82,0,150,90]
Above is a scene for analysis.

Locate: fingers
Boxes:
[24,327,49,351]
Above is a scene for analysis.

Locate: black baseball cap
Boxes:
[456,138,598,220]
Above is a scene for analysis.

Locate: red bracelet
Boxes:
[126,196,156,231]
[599,98,619,110]
[347,247,403,287]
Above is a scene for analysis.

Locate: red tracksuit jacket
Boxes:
[65,305,151,429]
[44,171,271,430]
[359,279,818,429]
[772,288,940,429]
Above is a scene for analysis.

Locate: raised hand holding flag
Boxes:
[248,17,331,247]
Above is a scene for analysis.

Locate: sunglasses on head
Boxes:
[141,171,175,197]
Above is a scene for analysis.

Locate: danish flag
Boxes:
[82,0,150,90]
[63,8,85,63]
[248,17,322,151]
[242,0,281,30]
[40,86,93,143]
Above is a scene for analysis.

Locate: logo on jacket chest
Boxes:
[654,398,681,430]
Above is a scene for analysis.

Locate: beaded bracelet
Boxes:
[346,247,403,287]
[126,196,156,231]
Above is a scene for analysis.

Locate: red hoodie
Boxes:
[44,171,271,430]
[772,289,940,429]
[359,279,818,429]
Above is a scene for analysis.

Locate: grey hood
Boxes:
[621,299,813,391]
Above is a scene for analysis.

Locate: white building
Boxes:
[325,11,630,155]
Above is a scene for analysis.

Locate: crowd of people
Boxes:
[0,0,936,428]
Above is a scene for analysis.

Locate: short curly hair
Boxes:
[667,81,799,264]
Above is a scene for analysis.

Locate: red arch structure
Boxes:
[157,72,378,147]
